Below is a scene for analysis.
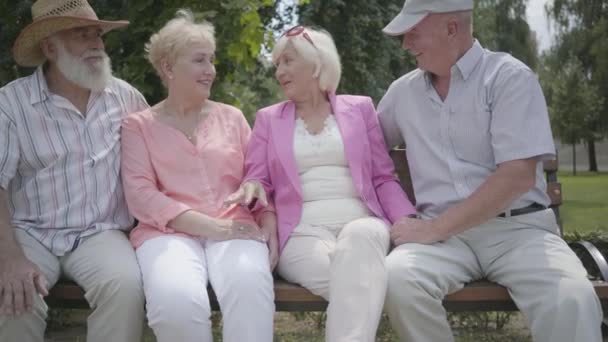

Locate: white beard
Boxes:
[54,40,113,92]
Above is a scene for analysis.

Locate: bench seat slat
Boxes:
[46,279,608,312]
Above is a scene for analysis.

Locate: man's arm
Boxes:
[377,89,405,150]
[391,157,537,245]
[0,188,48,317]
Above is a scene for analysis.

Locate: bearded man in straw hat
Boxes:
[377,0,603,341]
[0,0,148,341]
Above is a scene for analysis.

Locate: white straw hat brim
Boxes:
[12,16,128,67]
[382,12,428,36]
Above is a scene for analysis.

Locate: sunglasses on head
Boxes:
[282,25,316,47]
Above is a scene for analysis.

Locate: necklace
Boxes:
[160,101,211,142]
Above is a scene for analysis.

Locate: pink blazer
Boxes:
[243,94,416,253]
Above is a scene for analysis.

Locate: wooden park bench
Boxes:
[46,149,608,323]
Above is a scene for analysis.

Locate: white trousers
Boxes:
[385,209,603,342]
[136,235,275,342]
[0,229,145,342]
[277,217,390,342]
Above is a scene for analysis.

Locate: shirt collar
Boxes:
[29,66,50,105]
[423,39,484,88]
[454,39,483,82]
[28,65,116,105]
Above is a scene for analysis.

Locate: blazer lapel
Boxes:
[270,101,302,196]
[331,95,365,195]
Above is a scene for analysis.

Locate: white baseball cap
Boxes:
[383,0,474,36]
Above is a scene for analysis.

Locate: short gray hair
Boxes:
[145,9,215,85]
[271,26,342,93]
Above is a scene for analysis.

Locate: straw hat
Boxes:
[12,0,129,67]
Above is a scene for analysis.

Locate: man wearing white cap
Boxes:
[378,0,603,341]
[0,0,148,341]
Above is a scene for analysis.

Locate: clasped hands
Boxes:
[390,215,446,246]
[224,181,278,270]
[224,180,268,208]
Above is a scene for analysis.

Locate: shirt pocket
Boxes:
[448,101,495,169]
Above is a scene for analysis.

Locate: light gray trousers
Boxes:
[0,229,145,342]
[385,209,603,342]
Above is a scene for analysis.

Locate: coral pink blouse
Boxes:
[121,101,267,248]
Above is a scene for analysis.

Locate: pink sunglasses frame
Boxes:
[282,25,316,47]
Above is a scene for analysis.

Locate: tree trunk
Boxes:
[587,139,598,172]
[572,143,577,175]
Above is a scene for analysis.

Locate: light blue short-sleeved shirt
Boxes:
[378,41,555,218]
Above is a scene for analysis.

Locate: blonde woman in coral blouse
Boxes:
[120,10,275,342]
[226,25,416,342]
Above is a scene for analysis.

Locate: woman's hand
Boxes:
[258,212,279,270]
[209,219,267,243]
[224,181,268,207]
[265,229,279,271]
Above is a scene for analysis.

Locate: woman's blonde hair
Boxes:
[145,9,215,85]
[271,26,342,93]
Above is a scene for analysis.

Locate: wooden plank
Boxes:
[445,281,510,302]
[547,182,563,206]
[46,279,608,312]
[47,281,84,300]
[543,159,558,173]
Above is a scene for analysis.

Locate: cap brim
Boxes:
[382,12,428,36]
[12,16,129,67]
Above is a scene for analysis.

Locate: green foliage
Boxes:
[544,58,604,146]
[474,0,538,69]
[544,0,608,167]
[0,0,282,113]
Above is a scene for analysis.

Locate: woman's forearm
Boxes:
[168,210,264,242]
[168,210,220,237]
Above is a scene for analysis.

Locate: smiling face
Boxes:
[401,14,454,76]
[167,41,216,100]
[274,44,319,102]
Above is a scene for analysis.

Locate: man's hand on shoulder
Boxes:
[390,216,446,246]
[0,251,48,317]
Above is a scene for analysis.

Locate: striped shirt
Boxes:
[0,66,148,256]
[378,41,555,218]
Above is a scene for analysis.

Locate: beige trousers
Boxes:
[0,229,145,342]
[385,209,603,342]
[277,216,390,342]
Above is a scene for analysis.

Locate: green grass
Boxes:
[558,171,608,234]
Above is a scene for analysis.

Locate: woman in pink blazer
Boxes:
[226,26,416,342]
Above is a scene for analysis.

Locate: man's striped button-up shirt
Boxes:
[0,66,148,256]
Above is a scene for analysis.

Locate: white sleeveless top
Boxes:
[293,115,371,226]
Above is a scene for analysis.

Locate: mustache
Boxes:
[81,49,108,60]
